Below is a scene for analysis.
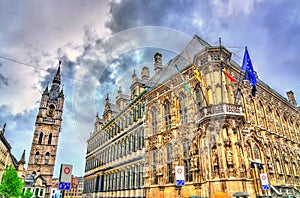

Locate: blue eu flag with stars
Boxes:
[242,47,257,96]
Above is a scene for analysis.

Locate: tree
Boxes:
[22,189,33,198]
[0,165,24,198]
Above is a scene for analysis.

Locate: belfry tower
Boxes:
[27,62,64,197]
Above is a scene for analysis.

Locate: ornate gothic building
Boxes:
[84,69,148,197]
[26,64,64,197]
[83,35,300,198]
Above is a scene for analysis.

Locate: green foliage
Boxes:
[0,165,24,198]
[22,188,33,198]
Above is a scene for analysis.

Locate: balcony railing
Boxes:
[195,103,244,125]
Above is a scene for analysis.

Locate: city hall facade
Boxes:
[83,35,300,197]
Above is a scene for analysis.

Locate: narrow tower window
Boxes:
[38,132,43,144]
[48,133,52,145]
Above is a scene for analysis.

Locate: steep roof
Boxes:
[146,35,210,88]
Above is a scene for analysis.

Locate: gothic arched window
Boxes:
[195,83,202,110]
[179,92,188,124]
[283,114,290,137]
[38,132,43,144]
[48,133,52,145]
[166,144,174,183]
[258,100,267,128]
[152,150,158,185]
[127,136,131,154]
[119,141,122,159]
[275,110,283,135]
[182,139,191,158]
[266,106,275,131]
[249,98,257,124]
[253,143,261,160]
[115,143,119,159]
[111,146,114,162]
[151,107,157,135]
[164,100,172,130]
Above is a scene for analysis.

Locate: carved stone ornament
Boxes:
[224,139,231,147]
[162,131,174,145]
[148,136,159,150]
[178,125,190,137]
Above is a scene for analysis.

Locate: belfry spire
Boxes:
[49,61,62,100]
[52,60,61,85]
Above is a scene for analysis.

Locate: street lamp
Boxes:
[250,159,264,170]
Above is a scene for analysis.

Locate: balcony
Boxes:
[195,103,244,125]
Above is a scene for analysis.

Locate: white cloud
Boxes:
[211,0,256,17]
[0,63,42,114]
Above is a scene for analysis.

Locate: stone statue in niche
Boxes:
[191,156,199,169]
[212,149,219,167]
[172,96,180,124]
[239,149,246,176]
[273,147,280,160]
[190,138,198,155]
[212,149,219,177]
[265,144,271,158]
[266,158,274,172]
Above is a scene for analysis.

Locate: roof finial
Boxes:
[19,150,26,164]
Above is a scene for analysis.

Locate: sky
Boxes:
[0,0,300,178]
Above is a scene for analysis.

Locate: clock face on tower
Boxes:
[46,104,56,117]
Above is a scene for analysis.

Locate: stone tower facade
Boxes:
[27,63,64,197]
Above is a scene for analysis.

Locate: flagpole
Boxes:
[219,38,223,104]
[234,47,247,105]
[185,51,208,107]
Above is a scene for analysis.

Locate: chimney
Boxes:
[154,52,162,74]
[286,91,297,106]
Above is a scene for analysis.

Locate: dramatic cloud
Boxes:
[0,63,9,87]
